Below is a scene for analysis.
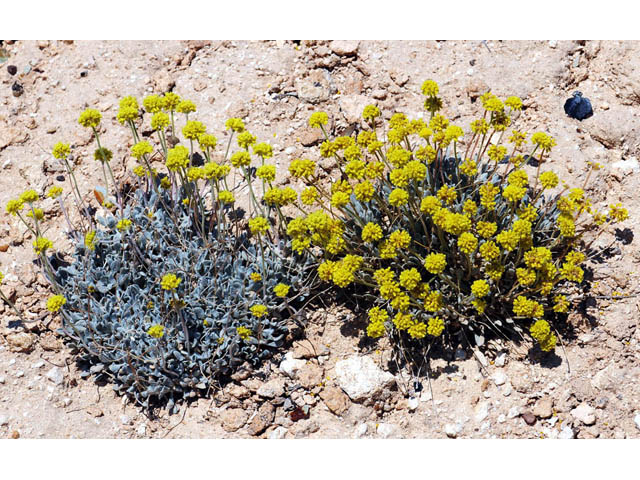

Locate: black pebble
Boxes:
[80,70,88,78]
[564,91,593,120]
[11,82,23,97]
[7,64,17,75]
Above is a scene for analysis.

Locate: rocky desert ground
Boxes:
[0,40,639,439]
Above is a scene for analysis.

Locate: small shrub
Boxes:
[4,94,315,409]
[285,81,628,358]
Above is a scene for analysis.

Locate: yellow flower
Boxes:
[52,142,70,159]
[345,159,366,179]
[187,167,204,181]
[237,131,257,150]
[361,222,383,243]
[479,240,500,261]
[143,95,163,113]
[230,151,251,168]
[460,158,477,177]
[162,92,181,111]
[399,268,421,291]
[408,322,427,339]
[331,191,350,209]
[388,230,411,249]
[531,132,556,152]
[530,319,556,351]
[176,99,196,114]
[487,145,507,162]
[354,181,374,202]
[367,321,386,338]
[393,312,413,331]
[147,325,165,339]
[198,134,218,150]
[151,112,170,130]
[46,295,66,313]
[161,273,182,291]
[182,120,206,140]
[253,142,273,159]
[365,162,385,179]
[309,111,329,128]
[300,187,318,206]
[471,280,489,298]
[26,208,44,221]
[218,191,235,204]
[33,237,53,255]
[505,96,523,110]
[249,216,270,235]
[458,232,478,255]
[78,108,101,128]
[47,186,63,199]
[437,185,457,205]
[131,141,153,159]
[289,159,316,178]
[427,317,444,336]
[420,196,441,215]
[117,105,138,125]
[424,253,446,274]
[116,219,132,231]
[388,188,409,207]
[516,268,537,286]
[273,283,290,298]
[513,296,543,318]
[84,231,97,251]
[421,80,439,97]
[362,104,381,121]
[19,190,39,204]
[256,165,276,182]
[237,326,252,340]
[553,295,570,314]
[608,203,628,223]
[476,221,497,239]
[508,170,528,188]
[250,272,262,282]
[166,146,190,171]
[225,117,245,132]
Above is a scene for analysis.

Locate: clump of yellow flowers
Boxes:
[281,81,628,355]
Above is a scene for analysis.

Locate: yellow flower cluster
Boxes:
[161,273,182,291]
[529,319,557,351]
[46,294,67,313]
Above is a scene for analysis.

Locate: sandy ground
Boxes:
[0,40,639,438]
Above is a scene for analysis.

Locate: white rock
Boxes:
[475,351,488,367]
[377,423,395,438]
[256,378,285,399]
[407,397,419,411]
[612,157,640,174]
[32,361,45,369]
[0,415,8,426]
[475,402,490,422]
[444,422,463,438]
[0,376,5,384]
[334,355,395,402]
[633,414,640,431]
[15,371,24,378]
[571,402,596,426]
[137,423,147,436]
[497,414,506,424]
[269,426,288,439]
[355,423,368,438]
[46,367,64,386]
[420,390,433,402]
[279,352,306,379]
[492,371,507,386]
[559,425,575,439]
[502,383,513,397]
[284,146,295,155]
[120,415,132,425]
[507,406,521,419]
[548,40,558,48]
[494,352,507,367]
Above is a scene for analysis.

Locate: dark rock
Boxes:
[11,82,23,97]
[564,91,593,120]
[7,65,17,76]
[522,412,537,425]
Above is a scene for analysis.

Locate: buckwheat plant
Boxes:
[286,81,628,361]
[4,93,315,410]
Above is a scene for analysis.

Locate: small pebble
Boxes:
[548,40,558,48]
[0,415,8,426]
[492,371,507,386]
[633,414,640,431]
[120,415,132,426]
[7,65,17,75]
[11,82,24,97]
[559,425,575,439]
[522,412,536,425]
[494,353,507,367]
[15,371,24,378]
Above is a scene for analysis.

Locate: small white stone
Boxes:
[279,352,306,379]
[355,423,368,438]
[8,359,16,366]
[62,398,72,407]
[497,414,506,424]
[467,68,474,76]
[137,423,147,436]
[32,361,45,369]
[120,415,132,425]
[633,414,640,431]
[444,422,463,438]
[548,40,558,48]
[571,402,596,426]
[377,423,395,438]
[269,426,288,439]
[492,371,507,386]
[284,146,295,155]
[502,383,513,397]
[558,426,575,439]
[407,397,419,411]
[15,371,24,378]
[0,376,5,384]
[0,415,8,426]
[494,352,507,367]
[475,402,490,422]
[507,406,520,419]
[46,367,64,386]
